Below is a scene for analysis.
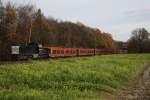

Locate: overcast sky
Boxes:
[4,0,150,41]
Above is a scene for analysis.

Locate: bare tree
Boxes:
[16,5,35,44]
[128,28,150,53]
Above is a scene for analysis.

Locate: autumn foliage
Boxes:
[0,2,116,60]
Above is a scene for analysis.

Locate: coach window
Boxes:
[49,50,51,54]
[69,50,71,54]
[53,50,57,54]
[57,50,60,54]
[61,50,64,54]
[71,50,73,54]
[70,50,72,54]
[65,50,67,54]
[67,50,69,54]
[66,50,69,54]
[55,50,57,54]
[73,50,75,54]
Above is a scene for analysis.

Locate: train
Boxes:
[11,43,127,60]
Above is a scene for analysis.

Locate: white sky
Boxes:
[3,0,150,41]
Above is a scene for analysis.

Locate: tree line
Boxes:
[0,2,116,60]
[127,28,150,53]
[1,1,149,60]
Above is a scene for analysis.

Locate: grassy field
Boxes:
[0,54,150,100]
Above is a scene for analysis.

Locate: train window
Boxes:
[73,50,75,54]
[61,50,64,54]
[56,50,58,54]
[49,50,51,54]
[69,50,71,54]
[67,50,70,54]
[65,50,67,54]
[57,50,60,54]
[66,50,69,54]
[53,50,57,54]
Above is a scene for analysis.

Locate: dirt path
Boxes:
[108,62,150,100]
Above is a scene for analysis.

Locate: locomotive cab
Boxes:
[11,43,47,60]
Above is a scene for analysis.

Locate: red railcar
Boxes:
[117,48,128,54]
[45,46,107,58]
[46,47,78,58]
[63,48,77,57]
[46,47,64,57]
[95,48,106,55]
[46,47,96,58]
[78,48,95,56]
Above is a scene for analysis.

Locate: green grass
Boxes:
[0,54,150,100]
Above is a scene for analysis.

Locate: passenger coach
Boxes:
[47,47,77,58]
